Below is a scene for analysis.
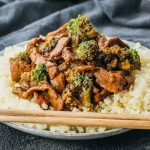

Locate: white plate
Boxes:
[1,39,148,140]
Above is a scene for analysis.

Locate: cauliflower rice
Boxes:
[0,41,150,133]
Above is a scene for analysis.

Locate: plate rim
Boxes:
[3,122,130,140]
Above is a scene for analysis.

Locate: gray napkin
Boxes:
[0,0,150,50]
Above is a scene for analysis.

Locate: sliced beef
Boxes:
[13,82,49,99]
[12,86,28,98]
[54,32,67,40]
[13,81,64,110]
[46,61,59,79]
[104,37,129,48]
[94,89,109,104]
[13,82,50,99]
[75,65,95,72]
[22,82,49,98]
[51,73,65,93]
[48,86,64,111]
[124,74,135,89]
[94,68,126,93]
[27,38,40,47]
[49,37,70,60]
[27,37,46,51]
[59,62,68,72]
[98,35,107,49]
[62,47,74,62]
[98,36,129,50]
[29,47,47,65]
[70,60,83,68]
[46,23,67,37]
[34,92,50,110]
[10,58,31,82]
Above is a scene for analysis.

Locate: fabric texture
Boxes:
[0,0,150,50]
[0,0,150,150]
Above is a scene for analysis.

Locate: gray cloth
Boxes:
[0,0,150,150]
[0,0,150,50]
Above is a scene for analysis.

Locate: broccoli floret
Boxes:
[72,72,83,89]
[129,48,141,70]
[20,64,47,87]
[119,48,141,71]
[75,40,99,62]
[81,88,91,108]
[82,75,92,90]
[72,73,92,89]
[129,48,139,62]
[32,64,47,82]
[70,72,92,107]
[67,15,98,47]
[81,75,92,107]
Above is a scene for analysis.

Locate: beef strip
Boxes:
[69,60,83,68]
[29,47,47,65]
[98,35,107,49]
[104,37,129,48]
[12,86,28,98]
[94,67,126,93]
[27,37,46,51]
[124,74,135,89]
[62,47,74,62]
[59,62,68,72]
[13,81,64,110]
[54,32,68,39]
[46,23,67,37]
[34,92,50,110]
[75,65,95,72]
[46,61,59,80]
[13,82,49,99]
[10,58,31,82]
[48,86,64,111]
[49,37,70,60]
[27,38,40,47]
[22,82,49,98]
[51,73,65,93]
[94,89,109,104]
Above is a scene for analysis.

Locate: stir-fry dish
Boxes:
[10,15,141,111]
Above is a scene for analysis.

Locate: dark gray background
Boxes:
[0,0,150,149]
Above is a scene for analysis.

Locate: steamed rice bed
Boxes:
[0,42,150,133]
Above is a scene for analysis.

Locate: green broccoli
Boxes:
[20,64,47,87]
[32,64,47,82]
[81,75,93,108]
[72,72,83,89]
[82,75,92,90]
[81,88,91,108]
[71,72,93,107]
[128,48,141,70]
[67,15,98,47]
[75,40,99,62]
[129,48,139,62]
[72,73,92,89]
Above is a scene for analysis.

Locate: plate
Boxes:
[4,122,130,140]
[1,39,147,140]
